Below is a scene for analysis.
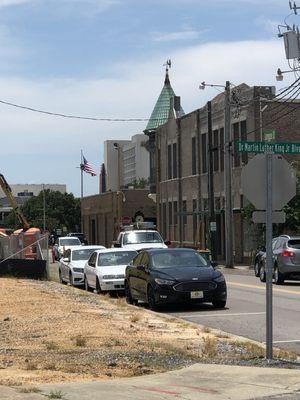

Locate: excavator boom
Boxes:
[0,174,30,230]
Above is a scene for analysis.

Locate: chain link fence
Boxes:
[0,232,49,278]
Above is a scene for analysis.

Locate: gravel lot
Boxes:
[0,277,299,387]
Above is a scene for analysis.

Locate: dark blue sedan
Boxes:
[125,248,227,310]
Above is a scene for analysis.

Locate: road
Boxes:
[166,270,300,354]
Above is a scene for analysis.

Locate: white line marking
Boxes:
[174,312,266,318]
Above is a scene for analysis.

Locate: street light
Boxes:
[276,67,300,81]
[113,143,122,191]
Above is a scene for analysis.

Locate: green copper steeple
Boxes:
[145,61,184,132]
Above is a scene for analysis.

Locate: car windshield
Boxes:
[288,240,300,249]
[72,248,99,261]
[98,251,137,266]
[123,232,163,245]
[152,250,208,269]
[60,238,81,246]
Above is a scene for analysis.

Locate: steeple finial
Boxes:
[163,59,171,85]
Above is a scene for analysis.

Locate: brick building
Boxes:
[81,189,156,247]
[154,84,300,262]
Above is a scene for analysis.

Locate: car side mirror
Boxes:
[62,257,70,263]
[112,241,121,248]
[164,240,171,247]
[211,261,218,269]
[137,264,145,271]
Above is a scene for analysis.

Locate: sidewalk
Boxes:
[2,363,300,400]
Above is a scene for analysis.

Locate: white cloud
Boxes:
[0,39,293,195]
[152,30,208,42]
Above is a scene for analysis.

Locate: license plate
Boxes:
[190,291,203,299]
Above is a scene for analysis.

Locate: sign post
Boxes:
[239,140,297,361]
[265,150,273,360]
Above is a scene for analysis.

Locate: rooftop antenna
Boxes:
[290,1,300,15]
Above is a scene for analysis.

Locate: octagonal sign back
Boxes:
[241,154,296,210]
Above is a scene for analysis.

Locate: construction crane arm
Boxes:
[0,174,30,231]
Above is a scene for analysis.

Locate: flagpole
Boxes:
[81,150,83,199]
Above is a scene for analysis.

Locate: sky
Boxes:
[0,0,297,196]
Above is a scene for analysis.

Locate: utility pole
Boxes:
[207,101,216,259]
[42,184,46,232]
[224,81,234,267]
[199,80,233,266]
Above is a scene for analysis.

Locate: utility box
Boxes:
[283,30,300,59]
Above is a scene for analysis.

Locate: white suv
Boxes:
[112,230,168,251]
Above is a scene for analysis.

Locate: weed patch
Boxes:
[202,336,217,358]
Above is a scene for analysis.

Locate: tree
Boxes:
[127,178,149,189]
[283,170,300,233]
[4,190,81,232]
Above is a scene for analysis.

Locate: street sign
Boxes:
[210,222,217,231]
[241,154,296,210]
[252,211,286,224]
[122,216,132,225]
[237,141,300,154]
[264,130,275,142]
[264,131,275,142]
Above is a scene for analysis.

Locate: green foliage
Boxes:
[4,190,80,232]
[283,170,300,233]
[241,203,255,221]
[3,211,19,230]
[127,178,149,189]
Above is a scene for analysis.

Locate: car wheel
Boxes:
[254,260,260,277]
[95,278,102,294]
[274,266,285,285]
[125,281,135,305]
[259,265,266,282]
[69,272,74,286]
[84,276,91,292]
[59,269,66,285]
[212,299,226,309]
[147,285,159,311]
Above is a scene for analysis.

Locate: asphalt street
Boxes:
[166,270,300,354]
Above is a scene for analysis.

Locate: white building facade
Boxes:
[103,135,150,191]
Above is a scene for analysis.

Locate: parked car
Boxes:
[112,229,169,251]
[67,232,88,245]
[84,248,138,293]
[125,248,227,310]
[253,238,279,277]
[53,236,81,260]
[59,245,105,286]
[259,235,300,284]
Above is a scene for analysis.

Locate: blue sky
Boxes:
[0,0,296,195]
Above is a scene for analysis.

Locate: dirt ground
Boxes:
[0,277,296,387]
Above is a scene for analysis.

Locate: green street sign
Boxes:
[264,129,275,142]
[237,141,300,154]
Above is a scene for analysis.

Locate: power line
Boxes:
[0,99,159,122]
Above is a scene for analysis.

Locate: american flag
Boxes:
[81,155,97,176]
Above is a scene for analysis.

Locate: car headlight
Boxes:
[73,268,84,273]
[213,273,225,283]
[154,278,175,285]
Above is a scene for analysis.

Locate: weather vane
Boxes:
[163,59,171,73]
